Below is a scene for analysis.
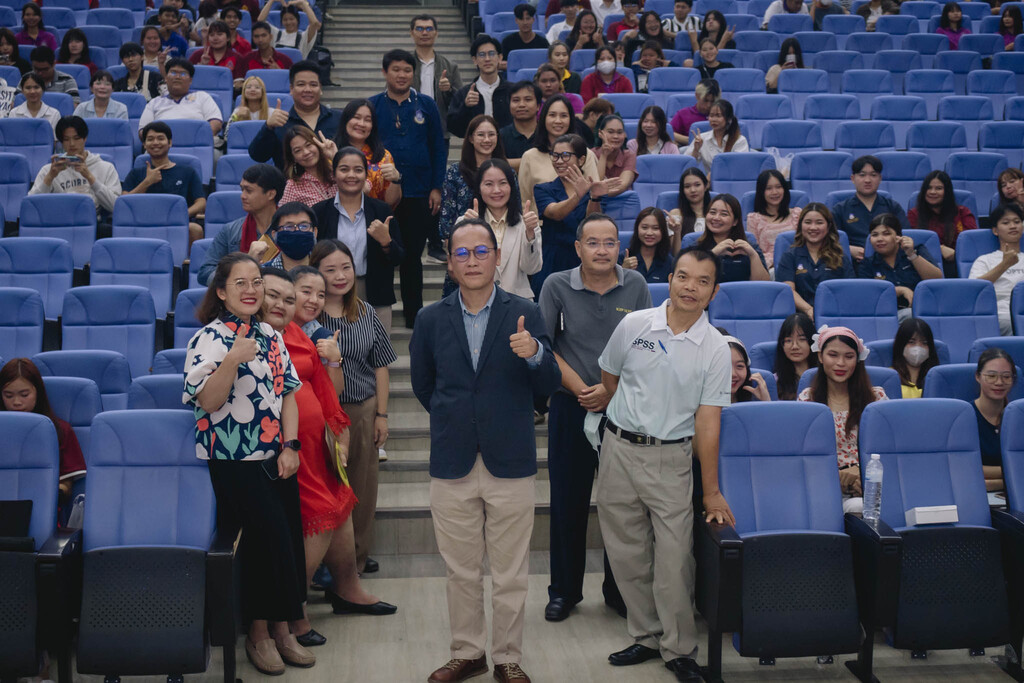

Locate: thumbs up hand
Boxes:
[439,69,451,93]
[509,315,539,358]
[464,198,479,220]
[622,248,638,270]
[464,83,480,107]
[226,324,258,365]
[267,98,289,128]
[367,215,394,247]
[316,330,342,363]
[522,199,538,237]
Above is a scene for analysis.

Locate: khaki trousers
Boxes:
[429,455,536,665]
[342,396,378,570]
[596,432,698,661]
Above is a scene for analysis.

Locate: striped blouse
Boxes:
[318,302,397,404]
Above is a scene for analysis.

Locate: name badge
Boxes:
[848,214,857,222]
[414,110,425,124]
[795,265,808,275]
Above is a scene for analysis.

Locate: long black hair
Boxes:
[459,114,506,186]
[915,170,959,247]
[473,158,522,226]
[635,104,671,155]
[58,28,90,65]
[1001,5,1023,36]
[810,333,878,434]
[940,1,964,30]
[892,317,940,390]
[628,207,672,262]
[697,192,744,251]
[753,168,791,218]
[532,94,575,153]
[774,312,817,400]
[727,338,756,403]
[336,98,385,164]
[776,37,804,68]
[676,167,711,236]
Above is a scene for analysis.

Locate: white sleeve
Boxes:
[598,315,631,377]
[969,252,998,279]
[200,92,222,121]
[91,162,122,213]
[700,340,733,407]
[138,99,156,129]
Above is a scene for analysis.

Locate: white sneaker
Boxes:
[378,448,388,462]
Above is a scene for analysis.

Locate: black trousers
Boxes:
[395,196,431,326]
[547,391,622,606]
[208,457,306,623]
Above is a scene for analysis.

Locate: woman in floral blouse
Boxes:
[183,252,313,675]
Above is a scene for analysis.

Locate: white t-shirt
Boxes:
[7,101,60,138]
[969,250,1024,335]
[682,130,750,174]
[138,90,223,129]
[419,56,435,99]
[547,20,573,43]
[592,0,623,28]
[599,304,730,440]
[271,25,316,58]
[476,76,499,118]
[761,0,810,28]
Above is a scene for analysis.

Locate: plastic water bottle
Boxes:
[862,453,883,523]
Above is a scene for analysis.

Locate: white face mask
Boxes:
[903,345,929,368]
[819,0,833,6]
[596,60,616,75]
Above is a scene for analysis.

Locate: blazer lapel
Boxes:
[475,288,510,374]
[445,295,474,368]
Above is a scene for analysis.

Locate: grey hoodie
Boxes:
[29,151,122,213]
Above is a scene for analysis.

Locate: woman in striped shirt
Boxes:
[310,239,397,576]
[281,127,337,207]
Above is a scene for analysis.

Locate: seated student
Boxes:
[0,358,86,517]
[765,38,804,93]
[501,3,549,71]
[908,170,977,278]
[682,9,735,57]
[15,3,57,51]
[620,13,674,69]
[262,201,318,271]
[240,21,294,74]
[547,1,579,44]
[606,0,641,42]
[9,72,61,136]
[858,213,942,319]
[220,5,252,56]
[969,202,1024,335]
[799,325,887,513]
[123,121,207,244]
[747,169,801,269]
[937,1,971,49]
[281,126,337,207]
[975,347,1016,492]
[198,163,286,285]
[832,155,910,260]
[535,63,584,115]
[593,113,636,194]
[620,207,674,283]
[776,203,856,318]
[74,71,129,120]
[114,42,168,102]
[630,40,673,92]
[627,105,679,156]
[858,0,899,31]
[695,193,770,282]
[761,0,810,29]
[227,75,269,137]
[890,317,940,398]
[999,6,1022,49]
[547,40,582,94]
[692,38,733,80]
[146,0,195,34]
[258,0,321,59]
[662,0,702,40]
[810,0,847,31]
[139,26,170,71]
[27,46,79,105]
[156,5,189,58]
[447,35,515,138]
[725,335,772,403]
[682,98,748,174]
[567,10,604,53]
[57,29,98,76]
[579,45,634,104]
[499,81,540,171]
[189,20,242,77]
[669,167,711,245]
[139,58,223,137]
[577,95,609,144]
[998,168,1024,212]
[0,28,32,75]
[774,312,817,400]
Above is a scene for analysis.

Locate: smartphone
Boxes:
[785,54,797,65]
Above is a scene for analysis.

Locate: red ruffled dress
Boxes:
[282,322,357,537]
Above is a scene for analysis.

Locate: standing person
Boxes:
[448,35,514,138]
[183,252,312,675]
[114,42,167,102]
[746,169,801,269]
[410,217,560,683]
[832,155,910,259]
[907,170,977,277]
[621,208,675,283]
[311,239,397,576]
[369,49,446,329]
[411,13,463,172]
[500,81,540,170]
[501,4,550,71]
[281,126,337,206]
[775,203,855,319]
[15,3,57,50]
[596,246,734,683]
[335,99,403,208]
[540,213,650,623]
[970,202,1024,335]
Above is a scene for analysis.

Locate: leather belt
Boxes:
[605,420,692,447]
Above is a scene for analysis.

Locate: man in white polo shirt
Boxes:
[137,57,223,137]
[596,246,735,683]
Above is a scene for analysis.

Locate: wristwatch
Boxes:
[283,439,302,451]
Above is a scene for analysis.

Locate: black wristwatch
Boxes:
[283,439,302,451]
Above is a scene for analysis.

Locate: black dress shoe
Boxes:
[295,629,327,647]
[362,558,379,574]
[608,644,660,666]
[326,589,398,616]
[544,597,574,622]
[665,657,703,682]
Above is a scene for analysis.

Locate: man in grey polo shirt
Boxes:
[539,213,651,623]
[597,247,735,683]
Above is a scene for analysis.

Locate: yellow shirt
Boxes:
[901,382,923,399]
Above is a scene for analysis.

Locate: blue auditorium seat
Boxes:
[980,122,1024,172]
[760,120,823,156]
[0,119,59,178]
[748,341,776,372]
[938,96,995,151]
[874,14,918,38]
[133,154,203,187]
[581,66,636,89]
[204,191,244,241]
[600,191,640,229]
[822,14,866,49]
[834,120,896,158]
[864,337,951,367]
[969,337,1024,369]
[748,367,778,400]
[191,64,234,120]
[1000,399,1024,512]
[173,288,204,348]
[0,237,72,320]
[906,121,967,170]
[872,50,924,95]
[776,68,828,117]
[797,365,903,399]
[842,69,895,119]
[869,96,926,150]
[226,119,266,156]
[647,67,700,109]
[900,3,940,32]
[79,25,121,67]
[874,151,931,208]
[164,120,215,184]
[912,279,1001,361]
[792,31,838,58]
[89,238,175,318]
[921,362,1024,401]
[244,69,289,95]
[959,33,1006,59]
[803,94,860,150]
[83,118,134,181]
[76,410,237,682]
[598,93,653,120]
[32,349,132,411]
[665,93,697,121]
[1014,282,1024,335]
[187,239,213,290]
[41,375,101,463]
[712,68,766,105]
[648,282,669,306]
[767,12,812,33]
[633,155,698,209]
[901,32,949,68]
[40,6,75,31]
[966,69,1016,120]
[814,279,899,343]
[733,30,780,52]
[844,31,895,65]
[61,286,156,378]
[128,374,189,410]
[945,152,1008,218]
[935,50,983,95]
[152,348,188,375]
[505,48,548,73]
[12,92,74,118]
[112,194,190,266]
[568,48,596,72]
[20,195,97,270]
[904,68,956,119]
[710,152,775,197]
[696,402,861,682]
[85,7,134,40]
[813,50,865,93]
[863,227,942,269]
[214,154,252,192]
[0,287,44,360]
[655,191,679,213]
[0,152,28,224]
[708,281,795,348]
[992,52,1024,98]
[955,227,1004,279]
[721,13,760,32]
[484,11,517,34]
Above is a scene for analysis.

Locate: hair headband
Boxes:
[811,325,869,362]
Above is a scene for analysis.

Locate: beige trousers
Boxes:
[429,455,536,665]
[596,432,698,661]
[342,396,378,570]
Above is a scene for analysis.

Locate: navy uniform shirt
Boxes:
[368,89,446,199]
[857,247,932,308]
[832,194,910,248]
[775,243,856,305]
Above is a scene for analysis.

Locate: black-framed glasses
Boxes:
[453,245,496,262]
[413,25,436,33]
[278,222,314,232]
[549,151,576,161]
[476,50,499,58]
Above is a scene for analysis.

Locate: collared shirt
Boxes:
[832,193,910,248]
[73,97,130,120]
[475,76,498,118]
[333,193,369,276]
[619,251,674,283]
[775,243,856,305]
[459,284,544,371]
[419,56,435,99]
[138,90,222,129]
[499,123,534,160]
[857,247,932,308]
[599,304,731,440]
[682,130,750,174]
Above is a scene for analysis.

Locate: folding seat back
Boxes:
[968,337,1024,370]
[61,285,156,378]
[1014,281,1024,335]
[707,281,795,348]
[225,119,265,156]
[112,194,190,265]
[665,93,697,121]
[863,227,942,269]
[966,69,1015,120]
[834,120,896,158]
[655,191,679,214]
[20,194,97,270]
[906,121,967,171]
[980,122,1024,173]
[89,238,175,318]
[187,239,213,290]
[173,288,205,348]
[152,348,188,375]
[83,118,134,180]
[1001,399,1024,512]
[86,7,134,40]
[748,341,776,372]
[874,151,931,208]
[822,15,866,49]
[759,119,822,156]
[733,30,780,52]
[767,12,812,34]
[633,155,698,209]
[128,374,189,410]
[721,13,759,32]
[813,51,865,93]
[41,375,101,464]
[40,6,75,30]
[874,14,917,37]
[710,152,775,197]
[707,68,762,105]
[505,48,548,74]
[163,120,214,184]
[647,67,700,109]
[79,24,120,65]
[204,191,244,242]
[568,48,596,72]
[869,96,927,149]
[0,119,56,178]
[190,64,234,120]
[934,50,982,95]
[992,53,1024,100]
[844,31,894,65]
[900,2,942,30]
[904,68,956,119]
[244,69,289,95]
[214,154,251,193]
[938,96,994,151]
[0,237,72,320]
[864,337,951,367]
[959,33,1005,59]
[484,11,517,34]
[944,152,1007,218]
[912,279,1000,361]
[776,68,828,117]
[955,226,1001,279]
[695,0,737,12]
[0,287,44,360]
[598,93,653,120]
[803,94,860,150]
[814,279,899,342]
[0,412,58,553]
[0,64,18,85]
[791,31,837,57]
[872,50,924,94]
[12,92,74,119]
[114,88,154,153]
[842,69,895,118]
[32,349,132,410]
[648,282,669,306]
[796,365,903,399]
[901,33,948,68]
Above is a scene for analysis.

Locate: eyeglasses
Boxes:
[981,371,1015,384]
[230,278,264,290]
[476,50,499,58]
[413,26,436,33]
[582,239,618,250]
[278,222,313,232]
[453,245,496,262]
[549,151,576,161]
[166,70,190,78]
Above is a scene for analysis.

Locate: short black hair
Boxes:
[260,266,293,282]
[141,121,173,142]
[508,80,541,101]
[673,247,721,287]
[868,213,902,236]
[382,48,416,70]
[55,115,88,141]
[852,155,882,175]
[575,212,618,241]
[252,20,272,34]
[242,163,287,204]
[675,0,693,5]
[513,3,536,18]
[270,201,317,233]
[220,4,242,19]
[119,41,143,60]
[561,0,579,6]
[90,69,114,86]
[470,34,500,57]
[289,60,321,85]
[991,202,1024,224]
[157,4,179,16]
[409,13,437,30]
[164,57,194,77]
[448,217,498,253]
[206,19,229,35]
[29,45,54,64]
[332,146,368,172]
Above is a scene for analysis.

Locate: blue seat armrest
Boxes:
[206,527,240,649]
[991,508,1024,542]
[845,513,902,627]
[695,519,743,632]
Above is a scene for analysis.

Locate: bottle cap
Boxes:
[870,453,880,460]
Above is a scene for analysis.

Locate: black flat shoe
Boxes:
[326,589,398,616]
[608,644,660,666]
[361,557,379,574]
[665,656,703,682]
[295,629,327,647]
[544,597,574,622]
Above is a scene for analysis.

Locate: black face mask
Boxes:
[275,230,315,260]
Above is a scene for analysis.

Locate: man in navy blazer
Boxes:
[410,217,560,683]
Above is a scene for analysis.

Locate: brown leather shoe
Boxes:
[493,663,531,683]
[427,655,488,682]
[275,633,316,668]
[245,637,285,676]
